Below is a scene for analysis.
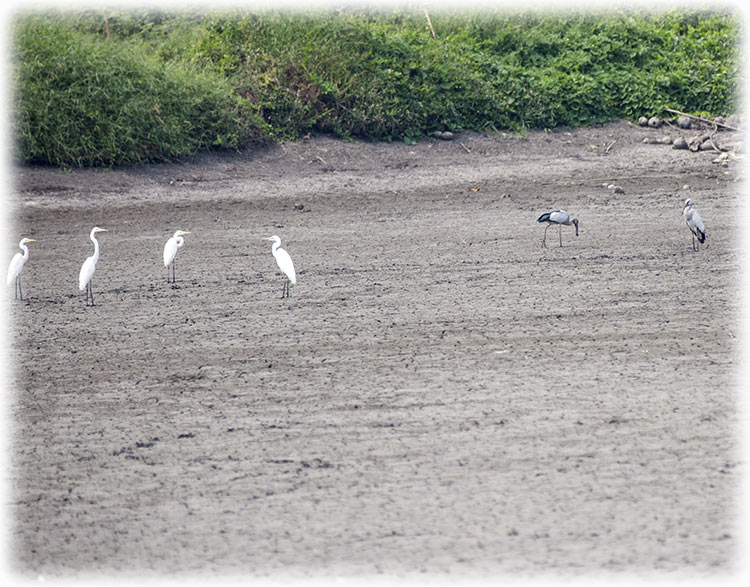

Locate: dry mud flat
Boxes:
[7,121,744,579]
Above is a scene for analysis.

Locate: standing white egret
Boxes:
[265,235,296,298]
[7,237,37,300]
[78,227,107,306]
[163,230,191,283]
[682,199,706,251]
[537,209,579,248]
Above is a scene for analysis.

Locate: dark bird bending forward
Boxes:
[537,210,579,248]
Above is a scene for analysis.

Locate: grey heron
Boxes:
[682,199,706,251]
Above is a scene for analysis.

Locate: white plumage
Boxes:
[265,235,296,298]
[163,230,191,283]
[7,237,36,300]
[78,226,107,305]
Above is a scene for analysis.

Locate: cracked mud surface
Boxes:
[7,120,743,579]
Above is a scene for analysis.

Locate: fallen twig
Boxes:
[665,108,740,132]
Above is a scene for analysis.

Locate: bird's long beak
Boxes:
[27,239,37,242]
[263,237,273,241]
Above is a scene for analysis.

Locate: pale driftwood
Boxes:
[424,9,437,39]
[665,108,740,132]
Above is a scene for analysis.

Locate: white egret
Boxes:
[78,227,107,306]
[682,199,706,251]
[163,230,191,283]
[7,237,37,300]
[537,210,579,248]
[265,235,296,298]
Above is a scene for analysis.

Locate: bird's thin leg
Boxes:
[542,224,550,248]
[287,278,291,298]
[559,224,563,247]
[89,281,95,306]
[167,264,171,283]
[172,259,177,283]
[692,235,696,251]
[17,276,23,301]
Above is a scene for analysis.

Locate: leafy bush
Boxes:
[13,16,267,166]
[12,8,741,166]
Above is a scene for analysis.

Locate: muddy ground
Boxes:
[5,120,745,580]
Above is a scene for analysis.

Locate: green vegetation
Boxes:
[12,7,741,167]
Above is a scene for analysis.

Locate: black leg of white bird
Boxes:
[542,224,550,248]
[16,276,22,300]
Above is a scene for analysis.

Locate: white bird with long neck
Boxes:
[537,209,579,248]
[78,227,107,306]
[682,199,706,251]
[265,235,296,298]
[163,230,191,283]
[7,237,37,300]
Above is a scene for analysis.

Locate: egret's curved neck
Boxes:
[20,243,29,260]
[90,231,100,261]
[272,241,280,255]
[176,236,185,249]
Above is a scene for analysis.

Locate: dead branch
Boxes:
[665,108,740,132]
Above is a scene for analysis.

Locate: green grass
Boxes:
[11,7,742,166]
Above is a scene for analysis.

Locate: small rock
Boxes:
[676,116,693,129]
[714,115,726,125]
[659,136,673,145]
[638,116,649,126]
[432,131,444,139]
[294,203,304,211]
[642,137,658,144]
[688,136,706,152]
[438,131,454,141]
[648,116,662,128]
[672,137,688,150]
[608,184,624,194]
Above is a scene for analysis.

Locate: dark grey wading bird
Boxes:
[537,209,579,247]
[682,198,706,251]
